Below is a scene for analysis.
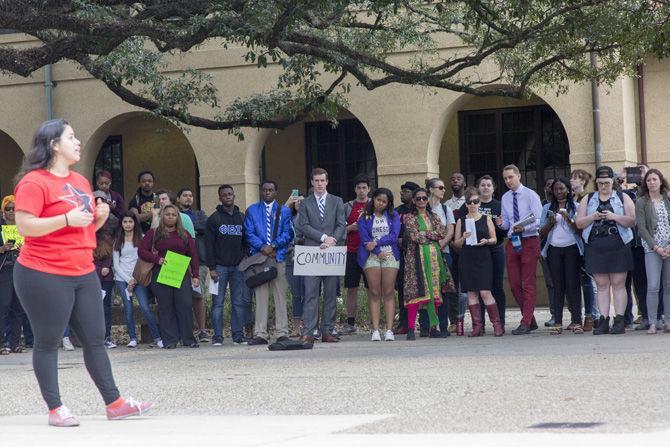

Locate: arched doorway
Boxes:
[0,130,24,198]
[258,109,377,202]
[84,113,200,206]
[432,90,571,196]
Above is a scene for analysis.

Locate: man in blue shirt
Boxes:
[498,164,543,335]
[244,181,294,345]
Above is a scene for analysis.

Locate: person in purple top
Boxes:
[497,164,543,335]
[357,188,401,342]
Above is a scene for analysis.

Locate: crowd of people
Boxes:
[2,149,670,357]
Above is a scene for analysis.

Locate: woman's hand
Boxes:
[157,257,166,265]
[66,208,94,227]
[378,251,389,261]
[478,238,489,246]
[101,267,110,276]
[192,278,200,288]
[95,199,110,224]
[462,231,472,239]
[0,241,13,253]
[365,241,377,251]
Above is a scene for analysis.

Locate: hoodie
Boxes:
[205,204,246,268]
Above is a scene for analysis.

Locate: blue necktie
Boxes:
[318,197,325,221]
[266,204,272,244]
[512,192,520,223]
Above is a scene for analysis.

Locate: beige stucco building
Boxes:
[2,32,668,305]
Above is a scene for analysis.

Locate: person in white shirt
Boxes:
[112,212,162,348]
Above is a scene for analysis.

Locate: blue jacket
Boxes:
[244,201,294,262]
[357,211,401,268]
[539,202,584,258]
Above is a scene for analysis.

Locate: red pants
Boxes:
[505,236,540,326]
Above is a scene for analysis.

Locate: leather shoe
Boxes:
[321,333,339,343]
[512,324,531,335]
[299,335,315,343]
[276,336,290,342]
[247,336,268,346]
[529,317,538,331]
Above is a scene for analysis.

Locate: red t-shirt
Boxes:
[14,169,97,276]
[346,201,367,253]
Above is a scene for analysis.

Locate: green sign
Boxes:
[156,250,191,288]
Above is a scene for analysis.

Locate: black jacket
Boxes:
[181,208,208,263]
[205,205,246,268]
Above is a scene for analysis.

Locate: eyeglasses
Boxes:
[596,181,612,187]
[414,196,429,202]
[432,185,446,190]
[465,199,480,205]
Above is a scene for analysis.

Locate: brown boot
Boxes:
[486,304,504,337]
[456,317,464,336]
[583,316,594,332]
[468,305,482,337]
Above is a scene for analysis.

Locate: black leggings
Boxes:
[13,263,120,410]
[546,245,582,325]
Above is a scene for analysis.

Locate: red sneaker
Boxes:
[106,397,154,420]
[48,405,80,427]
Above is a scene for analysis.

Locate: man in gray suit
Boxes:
[296,168,347,343]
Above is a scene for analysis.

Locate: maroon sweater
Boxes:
[138,229,199,278]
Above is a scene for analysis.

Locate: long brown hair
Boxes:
[113,211,143,252]
[16,119,69,182]
[639,168,669,198]
[93,227,114,260]
[155,204,189,244]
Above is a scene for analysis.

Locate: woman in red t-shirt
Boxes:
[13,119,153,427]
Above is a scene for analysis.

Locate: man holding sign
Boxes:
[296,168,346,343]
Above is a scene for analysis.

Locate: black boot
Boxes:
[610,315,626,334]
[593,316,610,335]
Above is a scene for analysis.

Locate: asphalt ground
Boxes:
[1,308,669,445]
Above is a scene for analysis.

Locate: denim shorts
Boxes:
[364,252,400,270]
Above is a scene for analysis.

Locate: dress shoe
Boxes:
[276,336,290,343]
[544,317,555,327]
[406,330,416,341]
[529,317,539,331]
[419,328,429,337]
[299,335,315,343]
[321,333,339,343]
[247,337,268,346]
[512,324,531,335]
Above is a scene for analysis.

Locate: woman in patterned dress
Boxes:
[402,188,454,340]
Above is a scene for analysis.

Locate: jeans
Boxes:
[101,281,115,339]
[116,280,161,342]
[212,265,249,341]
[644,251,670,324]
[625,244,646,324]
[285,264,304,319]
[580,260,598,318]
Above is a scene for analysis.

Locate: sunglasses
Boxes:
[432,185,446,190]
[414,196,429,202]
[465,199,480,205]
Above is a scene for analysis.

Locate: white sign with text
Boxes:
[293,245,347,276]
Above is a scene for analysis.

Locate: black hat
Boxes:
[595,166,614,179]
[400,181,420,191]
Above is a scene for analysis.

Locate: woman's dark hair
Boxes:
[639,168,669,198]
[93,227,114,260]
[114,211,143,252]
[364,187,395,217]
[548,176,576,215]
[16,119,70,181]
[411,187,432,215]
[155,204,189,244]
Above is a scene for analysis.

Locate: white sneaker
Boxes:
[62,337,74,351]
[127,340,137,348]
[104,338,117,349]
[371,330,381,342]
[384,330,395,341]
[154,339,164,349]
